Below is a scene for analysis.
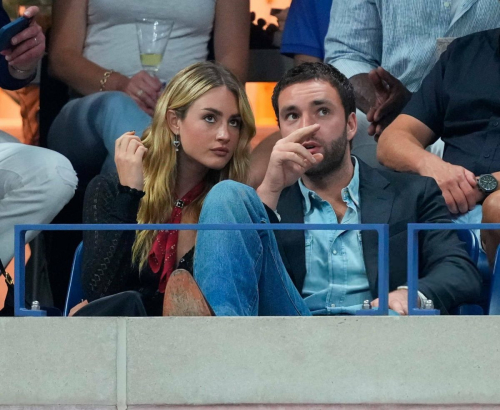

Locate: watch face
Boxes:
[479,174,498,193]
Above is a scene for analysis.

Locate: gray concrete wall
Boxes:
[1,317,500,407]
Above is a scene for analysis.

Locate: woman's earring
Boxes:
[173,134,181,152]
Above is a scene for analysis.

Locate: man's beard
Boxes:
[305,127,348,178]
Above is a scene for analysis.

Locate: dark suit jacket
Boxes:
[266,159,481,314]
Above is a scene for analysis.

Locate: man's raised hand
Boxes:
[257,124,323,210]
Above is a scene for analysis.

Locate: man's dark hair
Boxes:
[272,62,356,123]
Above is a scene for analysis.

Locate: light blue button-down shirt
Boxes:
[324,0,500,92]
[299,158,372,315]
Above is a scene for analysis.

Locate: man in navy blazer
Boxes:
[191,62,481,316]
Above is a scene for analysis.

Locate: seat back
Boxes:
[451,229,483,315]
[457,228,479,265]
[63,242,84,316]
[488,246,500,315]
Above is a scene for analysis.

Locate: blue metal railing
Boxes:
[14,223,390,317]
[407,223,500,316]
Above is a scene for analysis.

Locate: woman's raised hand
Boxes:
[115,131,148,191]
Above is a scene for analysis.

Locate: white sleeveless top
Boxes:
[83,0,216,83]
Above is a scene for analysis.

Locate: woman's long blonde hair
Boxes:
[132,62,256,269]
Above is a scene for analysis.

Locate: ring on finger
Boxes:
[137,89,144,97]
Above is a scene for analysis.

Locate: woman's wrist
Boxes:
[8,64,37,80]
[117,183,145,198]
[109,72,130,93]
[96,69,129,93]
[99,69,115,91]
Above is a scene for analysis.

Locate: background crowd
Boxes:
[1,0,500,316]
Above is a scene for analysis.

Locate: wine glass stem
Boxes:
[144,67,158,78]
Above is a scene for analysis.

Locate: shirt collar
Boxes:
[298,156,361,214]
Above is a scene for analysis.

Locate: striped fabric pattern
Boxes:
[324,0,500,92]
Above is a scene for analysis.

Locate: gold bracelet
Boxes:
[99,69,114,91]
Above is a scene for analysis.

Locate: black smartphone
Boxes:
[270,8,283,17]
[0,16,32,51]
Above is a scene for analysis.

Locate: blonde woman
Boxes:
[74,62,255,316]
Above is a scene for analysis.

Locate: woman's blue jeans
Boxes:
[194,181,312,317]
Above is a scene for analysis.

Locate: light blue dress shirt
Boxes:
[324,0,500,92]
[299,158,372,315]
[451,0,466,17]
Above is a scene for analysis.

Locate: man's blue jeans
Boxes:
[194,181,311,316]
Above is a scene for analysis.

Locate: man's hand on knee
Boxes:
[419,156,478,214]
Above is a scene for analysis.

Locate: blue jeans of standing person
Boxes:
[47,92,151,189]
[193,180,312,316]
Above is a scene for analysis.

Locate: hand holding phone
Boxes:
[0,16,32,51]
[0,6,45,74]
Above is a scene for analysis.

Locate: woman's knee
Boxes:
[205,180,255,205]
[201,181,267,224]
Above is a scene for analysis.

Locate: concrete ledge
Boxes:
[2,406,500,410]
[1,317,500,406]
[0,318,117,405]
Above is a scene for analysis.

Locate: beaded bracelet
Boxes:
[99,69,115,91]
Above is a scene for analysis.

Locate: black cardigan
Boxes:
[81,173,193,315]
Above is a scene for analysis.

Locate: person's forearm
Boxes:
[349,73,376,114]
[377,129,439,175]
[214,0,250,83]
[217,52,248,84]
[49,50,128,96]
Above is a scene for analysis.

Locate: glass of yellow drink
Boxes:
[136,18,173,76]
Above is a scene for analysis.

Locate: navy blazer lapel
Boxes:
[358,160,395,292]
[276,183,307,292]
